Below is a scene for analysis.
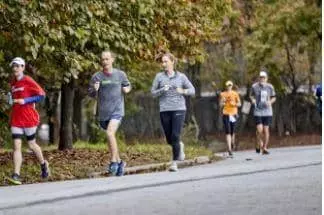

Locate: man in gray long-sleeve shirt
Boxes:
[151,53,195,172]
[88,51,131,176]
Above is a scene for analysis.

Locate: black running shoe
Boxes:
[41,160,50,179]
[262,149,270,155]
[256,147,260,154]
[228,151,233,158]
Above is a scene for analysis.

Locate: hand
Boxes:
[176,88,188,94]
[266,101,272,107]
[122,86,131,94]
[251,98,256,105]
[94,82,100,91]
[163,85,170,91]
[14,99,25,105]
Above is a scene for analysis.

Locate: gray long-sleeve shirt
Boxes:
[151,71,195,112]
[88,68,130,121]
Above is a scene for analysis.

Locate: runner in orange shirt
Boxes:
[220,81,241,157]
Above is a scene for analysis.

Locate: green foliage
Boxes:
[243,0,321,93]
[0,0,232,147]
[0,0,231,90]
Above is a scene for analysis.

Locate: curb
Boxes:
[88,155,212,178]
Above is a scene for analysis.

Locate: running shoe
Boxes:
[262,149,270,155]
[169,161,178,172]
[116,160,126,177]
[41,160,50,179]
[7,173,22,185]
[228,151,233,158]
[108,162,119,176]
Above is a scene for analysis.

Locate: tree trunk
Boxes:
[185,62,203,139]
[73,89,82,142]
[46,91,60,144]
[59,80,75,150]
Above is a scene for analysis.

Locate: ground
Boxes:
[0,140,213,185]
[0,145,321,215]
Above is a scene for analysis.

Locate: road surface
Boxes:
[0,145,321,215]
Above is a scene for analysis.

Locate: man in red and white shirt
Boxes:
[7,57,50,185]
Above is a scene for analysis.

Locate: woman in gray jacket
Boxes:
[151,53,195,171]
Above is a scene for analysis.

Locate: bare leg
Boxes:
[231,133,236,150]
[263,126,270,150]
[256,124,264,151]
[13,139,23,175]
[226,134,232,152]
[28,139,45,164]
[106,119,121,162]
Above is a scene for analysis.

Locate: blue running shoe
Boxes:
[108,162,119,176]
[116,160,126,177]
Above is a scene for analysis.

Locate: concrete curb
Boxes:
[88,155,212,178]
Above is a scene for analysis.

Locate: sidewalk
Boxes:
[0,145,321,211]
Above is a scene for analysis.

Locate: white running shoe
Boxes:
[178,141,185,161]
[169,161,178,172]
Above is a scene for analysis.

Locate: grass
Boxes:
[0,139,215,186]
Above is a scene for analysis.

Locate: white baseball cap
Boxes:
[225,80,233,86]
[259,71,267,77]
[9,57,25,67]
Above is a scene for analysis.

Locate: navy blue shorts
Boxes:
[254,116,272,126]
[223,115,236,135]
[99,114,123,130]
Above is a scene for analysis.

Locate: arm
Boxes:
[121,71,131,94]
[16,76,45,105]
[269,96,276,104]
[236,93,242,107]
[122,86,131,94]
[151,74,165,98]
[178,74,195,96]
[249,86,256,104]
[268,85,276,106]
[316,86,322,100]
[24,95,45,104]
[28,76,46,97]
[88,74,100,98]
[219,93,225,107]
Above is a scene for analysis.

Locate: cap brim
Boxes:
[10,61,24,67]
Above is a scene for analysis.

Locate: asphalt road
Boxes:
[0,145,321,215]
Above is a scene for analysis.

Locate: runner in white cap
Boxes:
[7,57,50,185]
[250,71,276,155]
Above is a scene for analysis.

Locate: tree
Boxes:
[242,0,321,134]
[0,0,232,149]
[243,0,321,93]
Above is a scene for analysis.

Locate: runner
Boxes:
[315,83,322,116]
[250,71,276,155]
[220,81,241,157]
[7,57,50,185]
[151,53,195,172]
[88,51,131,176]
